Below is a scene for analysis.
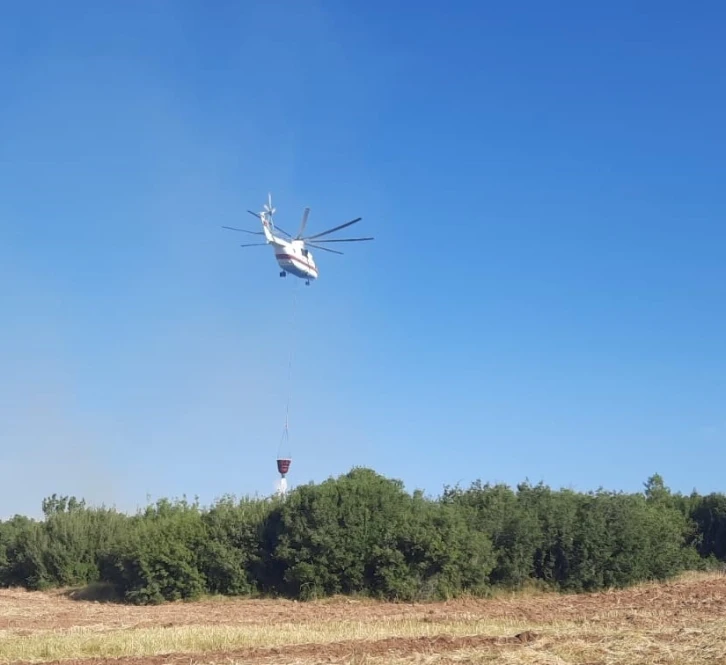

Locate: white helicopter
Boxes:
[222,194,373,285]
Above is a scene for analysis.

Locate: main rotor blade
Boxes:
[274,226,294,239]
[296,207,310,239]
[222,225,264,235]
[303,217,362,241]
[239,242,268,247]
[308,243,343,255]
[307,237,373,243]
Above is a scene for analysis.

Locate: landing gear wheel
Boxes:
[280,271,286,278]
[305,279,310,286]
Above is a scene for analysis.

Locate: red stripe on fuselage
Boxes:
[275,253,318,274]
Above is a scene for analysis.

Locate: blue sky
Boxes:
[1,1,725,518]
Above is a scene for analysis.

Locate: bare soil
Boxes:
[2,572,725,664]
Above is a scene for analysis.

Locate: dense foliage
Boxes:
[0,468,723,604]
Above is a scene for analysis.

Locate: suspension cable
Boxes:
[278,279,299,458]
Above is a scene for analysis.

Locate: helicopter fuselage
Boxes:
[272,237,318,283]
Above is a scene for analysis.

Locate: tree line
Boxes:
[1,468,725,604]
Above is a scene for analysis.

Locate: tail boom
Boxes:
[261,213,275,243]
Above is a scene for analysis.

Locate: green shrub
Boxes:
[0,469,718,604]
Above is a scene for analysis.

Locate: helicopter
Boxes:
[222,194,374,285]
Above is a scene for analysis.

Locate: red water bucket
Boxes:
[277,458,291,475]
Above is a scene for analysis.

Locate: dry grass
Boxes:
[2,571,726,664]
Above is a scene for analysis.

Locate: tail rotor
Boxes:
[263,193,276,226]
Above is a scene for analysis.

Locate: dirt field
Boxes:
[2,571,726,664]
